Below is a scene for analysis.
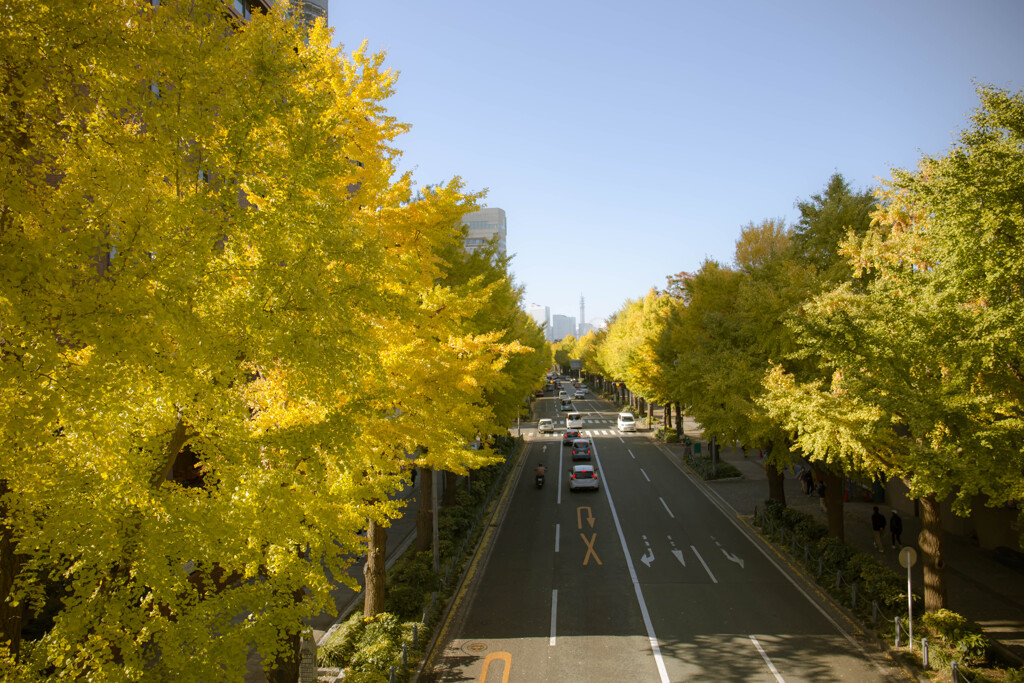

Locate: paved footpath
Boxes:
[651,422,1024,667]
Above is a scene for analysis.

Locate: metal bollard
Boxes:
[895,617,901,648]
[872,600,878,626]
[818,555,824,578]
[790,534,797,553]
[835,569,842,589]
[413,624,419,648]
[922,638,929,669]
[951,660,960,683]
[402,643,408,668]
[389,666,395,683]
[804,544,809,564]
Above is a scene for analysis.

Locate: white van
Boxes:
[617,412,636,432]
[559,398,573,412]
[566,412,583,429]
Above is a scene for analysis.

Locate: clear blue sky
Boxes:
[327,0,1024,327]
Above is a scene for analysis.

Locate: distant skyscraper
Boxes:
[528,303,551,341]
[578,295,585,337]
[461,208,507,256]
[551,314,577,341]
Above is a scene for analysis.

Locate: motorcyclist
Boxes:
[535,463,546,477]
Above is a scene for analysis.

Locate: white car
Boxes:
[538,418,555,433]
[566,412,583,429]
[617,412,636,432]
[568,464,599,491]
[573,390,586,400]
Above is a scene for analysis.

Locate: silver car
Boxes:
[568,464,599,491]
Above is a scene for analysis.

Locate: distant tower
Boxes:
[579,295,585,337]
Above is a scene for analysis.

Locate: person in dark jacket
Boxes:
[890,509,904,548]
[871,506,887,552]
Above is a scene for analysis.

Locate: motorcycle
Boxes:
[535,473,545,489]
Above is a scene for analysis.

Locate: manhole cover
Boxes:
[462,641,488,654]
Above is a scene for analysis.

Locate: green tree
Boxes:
[763,86,1024,610]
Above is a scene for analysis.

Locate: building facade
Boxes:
[551,314,577,342]
[528,304,552,341]
[461,208,507,256]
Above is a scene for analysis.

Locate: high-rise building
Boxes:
[578,295,585,337]
[551,314,577,341]
[528,304,552,341]
[461,208,507,256]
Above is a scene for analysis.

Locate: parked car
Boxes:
[617,412,637,432]
[538,418,555,434]
[568,464,599,491]
[571,439,592,461]
[562,429,581,446]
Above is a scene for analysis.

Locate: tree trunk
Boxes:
[919,493,948,611]
[663,404,670,429]
[765,443,786,507]
[824,468,845,540]
[415,468,433,552]
[443,471,458,507]
[363,519,388,617]
[264,589,305,683]
[0,479,25,657]
[675,403,683,438]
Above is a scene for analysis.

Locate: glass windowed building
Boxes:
[461,208,507,256]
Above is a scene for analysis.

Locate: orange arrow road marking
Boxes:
[478,651,511,682]
[576,506,596,529]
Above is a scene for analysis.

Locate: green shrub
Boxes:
[921,609,991,667]
[317,612,365,667]
[655,428,679,443]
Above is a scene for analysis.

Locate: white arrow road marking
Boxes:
[710,535,745,569]
[691,545,718,583]
[543,445,547,452]
[750,635,785,682]
[640,534,655,567]
[667,536,686,567]
[722,550,745,568]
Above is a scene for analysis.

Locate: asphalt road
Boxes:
[424,381,906,682]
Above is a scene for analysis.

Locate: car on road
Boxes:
[559,399,573,411]
[562,429,581,445]
[617,412,637,432]
[573,390,586,400]
[571,439,592,461]
[534,389,544,397]
[538,418,555,434]
[568,464,599,491]
[566,411,583,429]
[558,390,567,400]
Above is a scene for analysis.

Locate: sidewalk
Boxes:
[656,433,1024,666]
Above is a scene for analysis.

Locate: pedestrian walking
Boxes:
[871,506,887,552]
[890,509,903,548]
[800,469,814,495]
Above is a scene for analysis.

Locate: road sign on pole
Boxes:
[899,546,918,650]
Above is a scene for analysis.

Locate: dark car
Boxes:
[562,429,581,446]
[534,389,544,397]
[571,439,592,461]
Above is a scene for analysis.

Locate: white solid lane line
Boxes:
[659,497,675,519]
[690,544,718,584]
[591,441,670,683]
[640,468,651,482]
[550,589,558,646]
[555,523,560,553]
[749,635,785,682]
